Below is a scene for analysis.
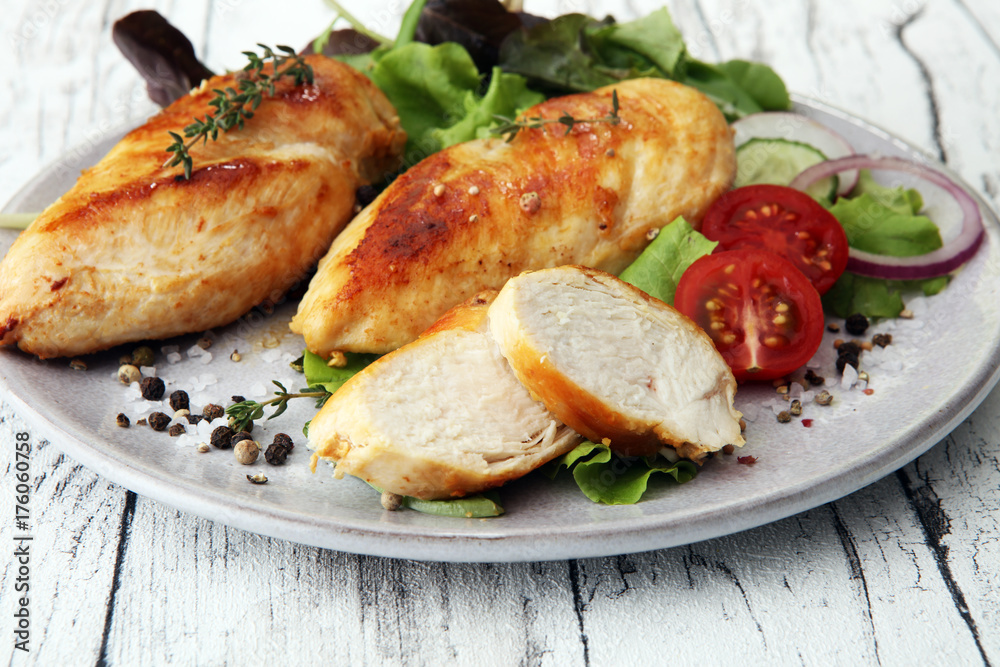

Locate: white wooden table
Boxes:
[2,0,999,664]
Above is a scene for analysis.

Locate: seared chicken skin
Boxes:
[0,55,405,358]
[309,292,580,500]
[291,78,734,357]
[489,266,744,461]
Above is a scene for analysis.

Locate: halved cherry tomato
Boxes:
[700,184,848,294]
[675,249,824,382]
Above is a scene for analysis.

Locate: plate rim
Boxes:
[3,97,1000,562]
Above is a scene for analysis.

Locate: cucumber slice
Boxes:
[735,137,838,202]
[732,111,857,194]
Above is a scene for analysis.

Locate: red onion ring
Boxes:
[789,155,984,280]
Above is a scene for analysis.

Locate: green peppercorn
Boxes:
[132,346,155,367]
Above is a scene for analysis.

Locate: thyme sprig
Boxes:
[492,90,620,143]
[163,44,314,180]
[226,381,330,432]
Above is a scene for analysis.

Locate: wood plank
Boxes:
[0,401,128,666]
[99,499,586,665]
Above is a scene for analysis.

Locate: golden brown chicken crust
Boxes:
[291,78,735,357]
[0,55,405,358]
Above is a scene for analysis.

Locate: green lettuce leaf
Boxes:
[851,169,923,214]
[618,216,717,305]
[369,42,542,156]
[499,14,620,93]
[545,441,697,505]
[823,170,947,317]
[431,66,544,147]
[715,60,790,111]
[829,169,941,257]
[366,481,504,517]
[302,349,380,395]
[822,272,950,319]
[401,491,504,517]
[586,7,687,78]
[497,6,789,121]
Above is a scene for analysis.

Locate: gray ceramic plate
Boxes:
[3,98,1000,562]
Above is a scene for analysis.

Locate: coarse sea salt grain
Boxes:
[261,349,282,364]
[129,400,158,416]
[802,390,816,403]
[740,402,761,421]
[161,344,179,355]
[841,364,859,389]
[249,382,267,398]
[198,352,213,365]
[199,373,218,386]
[187,345,206,358]
[141,365,157,377]
[166,351,182,364]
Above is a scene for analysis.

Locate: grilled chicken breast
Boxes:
[0,55,405,359]
[291,78,735,357]
[488,266,744,461]
[308,292,580,500]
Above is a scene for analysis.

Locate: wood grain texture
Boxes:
[2,0,1000,665]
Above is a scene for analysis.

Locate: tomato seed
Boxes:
[763,335,786,348]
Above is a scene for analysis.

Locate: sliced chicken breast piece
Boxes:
[0,55,405,359]
[291,78,735,358]
[488,266,744,461]
[308,292,580,500]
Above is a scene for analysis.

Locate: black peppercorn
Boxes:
[804,369,825,386]
[272,433,294,451]
[140,376,165,401]
[837,341,862,358]
[169,390,190,411]
[148,412,170,431]
[116,413,130,428]
[264,443,288,465]
[185,413,205,425]
[231,395,246,404]
[872,333,893,348]
[211,425,234,449]
[231,431,253,446]
[836,352,860,374]
[168,424,186,437]
[202,404,225,421]
[845,313,870,336]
